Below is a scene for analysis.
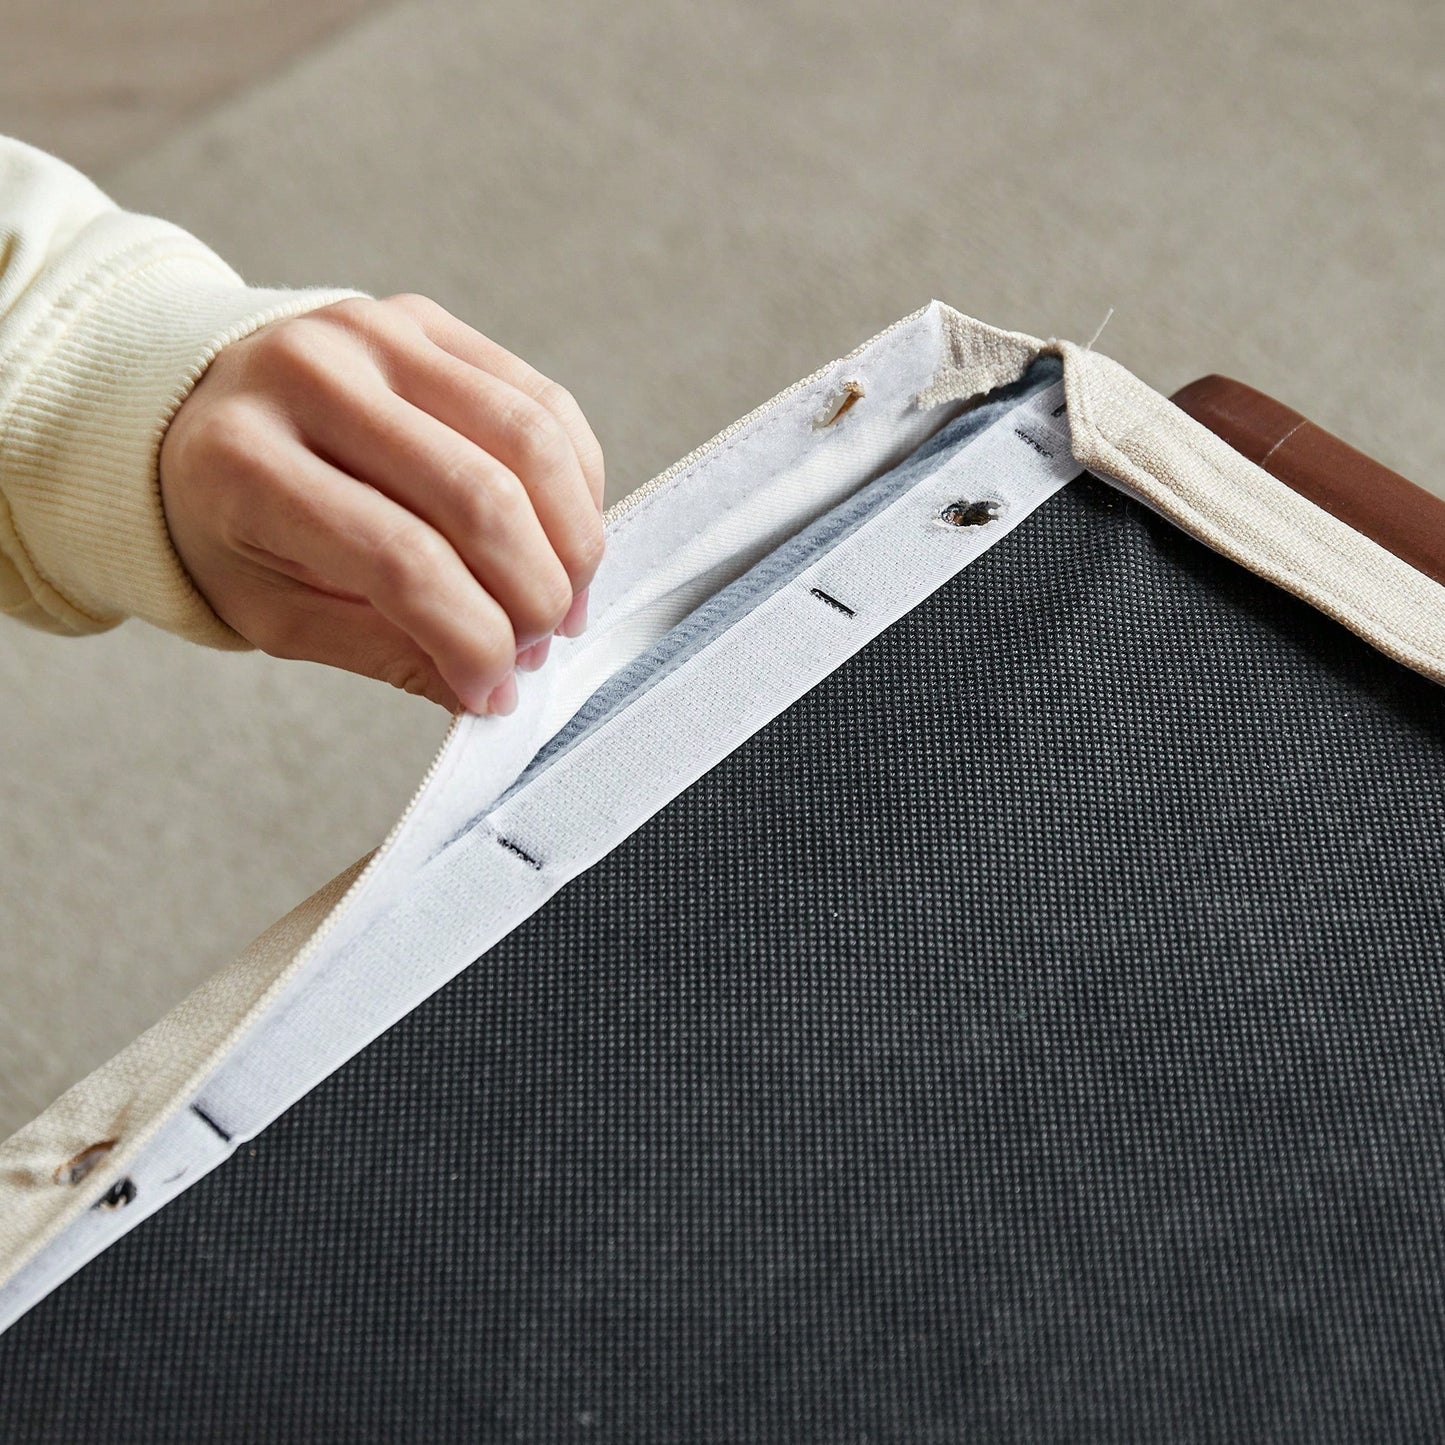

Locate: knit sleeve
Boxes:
[0,135,367,647]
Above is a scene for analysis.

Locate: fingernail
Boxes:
[516,637,551,672]
[557,587,589,639]
[486,672,517,716]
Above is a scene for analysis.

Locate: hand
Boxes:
[158,293,605,714]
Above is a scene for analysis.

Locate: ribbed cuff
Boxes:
[1,239,365,648]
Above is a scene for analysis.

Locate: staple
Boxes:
[94,1177,137,1211]
[190,1104,232,1143]
[812,378,865,429]
[1012,427,1055,458]
[53,1140,115,1187]
[809,588,855,618]
[937,499,999,528]
[495,834,543,870]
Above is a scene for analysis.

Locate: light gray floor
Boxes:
[2,0,1442,1138]
[3,0,383,170]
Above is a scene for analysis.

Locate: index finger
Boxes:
[385,293,606,513]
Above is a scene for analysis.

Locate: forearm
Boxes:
[0,135,364,644]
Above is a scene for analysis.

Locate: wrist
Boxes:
[1,228,364,645]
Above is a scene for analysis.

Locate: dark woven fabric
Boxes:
[3,477,1444,1443]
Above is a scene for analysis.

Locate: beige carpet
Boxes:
[3,0,1442,1138]
[2,0,384,171]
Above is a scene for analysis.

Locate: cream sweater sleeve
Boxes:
[0,136,366,647]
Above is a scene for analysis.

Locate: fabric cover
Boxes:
[1,470,1442,1441]
[6,302,1445,1306]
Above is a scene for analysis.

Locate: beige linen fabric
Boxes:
[922,308,1445,686]
[3,299,1443,1291]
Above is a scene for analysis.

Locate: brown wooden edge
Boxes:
[1170,375,1445,590]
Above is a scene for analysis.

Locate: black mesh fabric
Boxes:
[3,477,1444,1442]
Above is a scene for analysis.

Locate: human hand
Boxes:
[158,294,604,714]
